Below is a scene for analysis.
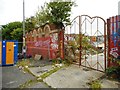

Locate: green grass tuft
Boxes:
[90,80,101,90]
[40,67,61,79]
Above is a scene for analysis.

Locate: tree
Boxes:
[2,22,23,52]
[11,28,23,41]
[35,3,50,26]
[25,16,36,32]
[11,28,23,52]
[2,22,22,40]
[35,0,76,27]
[47,0,76,25]
[2,17,36,41]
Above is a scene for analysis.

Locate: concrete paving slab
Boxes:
[28,65,53,77]
[43,65,104,88]
[28,82,49,88]
[28,59,52,67]
[101,79,119,88]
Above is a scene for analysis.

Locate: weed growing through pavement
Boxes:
[90,80,101,90]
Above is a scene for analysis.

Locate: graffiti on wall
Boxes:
[50,33,58,49]
[34,35,58,50]
[110,47,119,58]
[26,24,64,59]
[109,16,120,59]
[34,39,50,47]
[111,29,120,46]
[33,35,58,59]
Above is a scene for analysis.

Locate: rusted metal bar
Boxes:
[97,17,99,70]
[104,20,107,71]
[79,16,82,66]
[107,19,110,68]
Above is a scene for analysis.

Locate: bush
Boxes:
[106,66,120,79]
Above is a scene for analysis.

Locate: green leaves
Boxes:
[35,0,76,26]
[35,2,50,26]
[25,16,36,32]
[2,22,22,40]
[2,17,36,41]
[11,28,23,41]
[47,1,75,24]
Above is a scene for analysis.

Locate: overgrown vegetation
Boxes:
[17,59,30,67]
[52,58,71,66]
[106,66,120,80]
[90,80,101,90]
[64,34,101,63]
[40,67,61,79]
[106,57,120,80]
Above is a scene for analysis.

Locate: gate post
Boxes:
[58,29,64,60]
[107,19,110,68]
[104,20,107,71]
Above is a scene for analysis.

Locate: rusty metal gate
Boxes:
[64,15,107,72]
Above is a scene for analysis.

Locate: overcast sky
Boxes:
[0,0,120,25]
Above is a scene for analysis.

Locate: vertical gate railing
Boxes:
[79,15,107,72]
[65,15,107,72]
[64,16,81,64]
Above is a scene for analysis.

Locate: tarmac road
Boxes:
[2,65,35,88]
